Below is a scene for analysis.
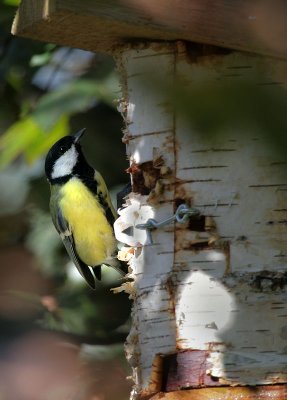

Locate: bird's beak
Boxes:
[73,128,86,144]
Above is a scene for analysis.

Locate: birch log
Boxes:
[114,43,287,399]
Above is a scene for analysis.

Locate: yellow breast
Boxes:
[59,178,116,266]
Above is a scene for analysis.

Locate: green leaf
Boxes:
[25,114,69,163]
[0,74,119,168]
[0,118,40,168]
[0,115,68,168]
[30,44,56,67]
[3,0,20,5]
[33,78,117,130]
[30,53,52,67]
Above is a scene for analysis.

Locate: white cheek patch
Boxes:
[51,145,78,179]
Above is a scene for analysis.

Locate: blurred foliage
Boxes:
[0,115,68,167]
[172,77,287,159]
[2,1,286,398]
[3,0,20,5]
[0,6,129,329]
[0,55,119,168]
[0,1,130,399]
[26,209,66,281]
[142,47,287,160]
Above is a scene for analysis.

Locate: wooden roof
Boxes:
[12,0,287,59]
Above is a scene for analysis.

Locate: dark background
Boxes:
[0,1,131,399]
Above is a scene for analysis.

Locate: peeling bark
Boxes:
[114,43,287,399]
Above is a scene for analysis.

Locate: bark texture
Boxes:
[115,43,287,399]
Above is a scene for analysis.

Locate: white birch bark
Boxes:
[114,43,287,398]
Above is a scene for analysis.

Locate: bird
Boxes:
[45,128,127,289]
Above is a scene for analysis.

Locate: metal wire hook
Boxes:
[136,204,200,244]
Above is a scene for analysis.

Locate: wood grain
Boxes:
[151,385,287,400]
[161,350,221,391]
[12,0,287,58]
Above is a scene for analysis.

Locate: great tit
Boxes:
[45,128,127,289]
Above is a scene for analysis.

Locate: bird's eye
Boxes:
[59,146,65,154]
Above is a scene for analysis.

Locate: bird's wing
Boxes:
[94,170,117,227]
[54,206,96,289]
[94,171,129,276]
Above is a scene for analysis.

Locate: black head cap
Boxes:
[45,128,86,183]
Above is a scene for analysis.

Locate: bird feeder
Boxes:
[12,1,287,399]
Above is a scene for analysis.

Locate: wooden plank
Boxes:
[12,0,287,59]
[151,385,287,400]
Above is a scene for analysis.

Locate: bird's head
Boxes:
[45,128,86,183]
